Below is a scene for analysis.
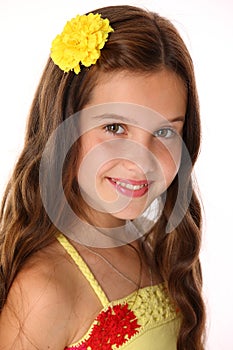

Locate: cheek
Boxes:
[79,132,102,153]
[153,141,182,184]
[76,137,120,192]
[77,132,103,166]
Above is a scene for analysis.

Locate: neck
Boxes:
[65,217,145,248]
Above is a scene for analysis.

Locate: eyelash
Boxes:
[104,123,126,135]
[153,127,177,139]
[104,123,177,138]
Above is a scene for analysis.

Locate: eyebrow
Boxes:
[169,116,185,123]
[92,113,185,124]
[92,114,139,125]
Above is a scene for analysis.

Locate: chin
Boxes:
[112,207,146,221]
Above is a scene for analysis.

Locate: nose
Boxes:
[120,130,158,175]
[133,128,153,149]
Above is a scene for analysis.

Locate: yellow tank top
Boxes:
[57,233,180,350]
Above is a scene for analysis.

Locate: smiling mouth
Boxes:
[112,179,148,190]
[107,177,149,198]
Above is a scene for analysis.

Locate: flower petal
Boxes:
[50,13,114,74]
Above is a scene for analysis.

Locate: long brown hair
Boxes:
[0,5,205,349]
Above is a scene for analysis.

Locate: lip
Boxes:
[107,177,150,198]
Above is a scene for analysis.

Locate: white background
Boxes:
[0,0,232,348]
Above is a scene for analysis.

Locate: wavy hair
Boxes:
[0,5,205,349]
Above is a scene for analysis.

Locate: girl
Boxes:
[0,5,206,350]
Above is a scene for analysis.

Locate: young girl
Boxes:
[0,5,206,350]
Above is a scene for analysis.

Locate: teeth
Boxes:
[113,180,148,190]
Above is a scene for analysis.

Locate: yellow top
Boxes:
[57,233,180,350]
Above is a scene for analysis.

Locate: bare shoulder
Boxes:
[0,240,80,349]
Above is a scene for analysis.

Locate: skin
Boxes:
[77,69,186,228]
[0,69,187,349]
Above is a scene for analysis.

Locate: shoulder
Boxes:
[0,240,80,349]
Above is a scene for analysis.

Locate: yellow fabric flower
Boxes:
[50,13,114,74]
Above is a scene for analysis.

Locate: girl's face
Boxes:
[77,69,187,228]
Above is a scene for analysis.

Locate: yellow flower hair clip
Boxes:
[50,13,114,74]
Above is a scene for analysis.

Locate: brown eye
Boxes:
[105,124,125,134]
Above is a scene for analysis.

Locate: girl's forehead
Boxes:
[87,69,187,121]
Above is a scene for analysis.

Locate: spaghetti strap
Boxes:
[56,233,109,308]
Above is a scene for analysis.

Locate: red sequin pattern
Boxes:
[66,303,141,349]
